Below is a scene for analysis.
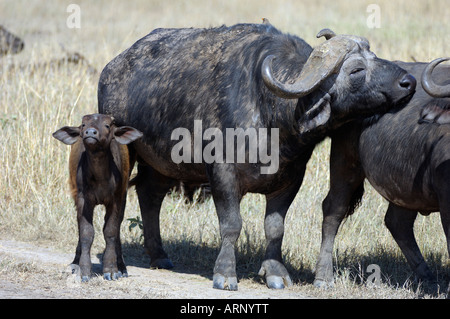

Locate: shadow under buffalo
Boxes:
[92,239,448,296]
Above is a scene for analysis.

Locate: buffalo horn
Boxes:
[262,32,354,99]
[316,28,336,40]
[421,57,450,98]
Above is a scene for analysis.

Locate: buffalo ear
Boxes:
[114,126,143,145]
[298,93,331,134]
[52,126,80,145]
[419,103,450,125]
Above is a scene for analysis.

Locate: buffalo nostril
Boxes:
[399,74,417,91]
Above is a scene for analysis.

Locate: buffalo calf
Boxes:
[53,114,142,281]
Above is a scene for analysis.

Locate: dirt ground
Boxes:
[0,239,309,299]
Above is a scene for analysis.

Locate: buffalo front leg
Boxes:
[315,179,364,288]
[209,164,242,291]
[135,164,174,269]
[384,204,434,281]
[440,210,450,294]
[258,184,301,289]
[315,128,365,288]
[434,165,450,293]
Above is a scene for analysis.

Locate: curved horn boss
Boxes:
[421,57,450,98]
[261,29,365,99]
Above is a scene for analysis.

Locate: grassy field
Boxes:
[1,0,449,298]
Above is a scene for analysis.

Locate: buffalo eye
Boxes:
[350,68,365,75]
[105,124,110,129]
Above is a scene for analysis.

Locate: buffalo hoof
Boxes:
[212,273,238,291]
[150,258,174,269]
[81,276,90,283]
[258,259,292,289]
[266,275,293,289]
[313,278,334,289]
[103,272,120,281]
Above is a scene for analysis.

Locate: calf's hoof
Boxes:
[212,273,238,291]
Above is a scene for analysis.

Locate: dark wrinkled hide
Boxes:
[98,23,415,290]
[0,25,24,55]
[318,61,450,289]
[53,114,142,281]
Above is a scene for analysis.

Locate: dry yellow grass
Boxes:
[1,0,449,298]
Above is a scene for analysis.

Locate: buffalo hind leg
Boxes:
[209,164,242,291]
[384,204,434,281]
[258,183,301,289]
[135,164,175,269]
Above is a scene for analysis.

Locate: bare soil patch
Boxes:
[0,239,308,299]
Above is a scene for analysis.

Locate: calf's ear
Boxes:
[52,126,80,145]
[114,126,143,145]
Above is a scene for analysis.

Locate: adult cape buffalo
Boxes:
[98,23,415,290]
[317,58,450,289]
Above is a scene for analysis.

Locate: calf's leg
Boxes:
[102,197,127,280]
[73,196,95,282]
